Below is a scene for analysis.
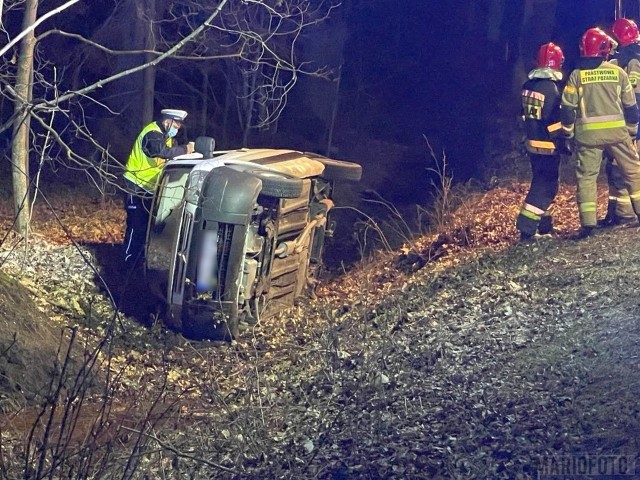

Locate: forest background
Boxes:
[0,0,634,229]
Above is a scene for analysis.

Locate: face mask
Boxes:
[167,126,178,138]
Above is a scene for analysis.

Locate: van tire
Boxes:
[306,155,362,182]
[246,169,304,198]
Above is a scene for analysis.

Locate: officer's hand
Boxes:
[186,142,195,154]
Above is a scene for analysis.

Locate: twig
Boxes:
[121,426,240,475]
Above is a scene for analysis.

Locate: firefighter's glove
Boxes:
[556,138,573,156]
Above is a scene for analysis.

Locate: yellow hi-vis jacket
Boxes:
[561,61,638,146]
[123,122,173,192]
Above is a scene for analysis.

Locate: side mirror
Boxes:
[195,136,215,157]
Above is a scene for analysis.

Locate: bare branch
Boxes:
[35,29,243,61]
[31,0,231,111]
[0,0,81,58]
[121,426,240,474]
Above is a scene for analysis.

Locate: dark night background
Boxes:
[1,0,639,203]
[306,0,640,197]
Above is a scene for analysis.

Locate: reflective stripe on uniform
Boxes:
[520,203,545,222]
[579,202,597,213]
[523,89,545,101]
[522,202,545,217]
[520,208,541,221]
[528,140,555,149]
[609,194,632,203]
[630,191,640,201]
[547,122,562,133]
[577,119,626,131]
[525,140,556,155]
[576,113,626,130]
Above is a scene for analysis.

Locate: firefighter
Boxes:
[600,17,640,226]
[516,42,568,242]
[560,27,640,239]
[123,109,194,266]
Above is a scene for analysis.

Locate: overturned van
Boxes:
[144,139,362,340]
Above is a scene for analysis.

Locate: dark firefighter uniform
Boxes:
[516,67,565,239]
[604,42,640,223]
[123,114,190,266]
[561,59,640,234]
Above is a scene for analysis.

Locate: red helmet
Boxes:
[580,27,615,57]
[612,18,640,47]
[536,42,564,69]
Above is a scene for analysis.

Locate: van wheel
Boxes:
[311,157,362,182]
[246,169,304,198]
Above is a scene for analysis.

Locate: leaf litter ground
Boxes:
[0,181,639,478]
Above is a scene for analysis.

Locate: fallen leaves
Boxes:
[1,179,639,478]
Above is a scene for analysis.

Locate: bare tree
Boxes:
[216,0,337,145]
[9,0,37,237]
[0,0,337,236]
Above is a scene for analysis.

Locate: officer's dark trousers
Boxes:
[124,190,153,266]
[516,153,561,235]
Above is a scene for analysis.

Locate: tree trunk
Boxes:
[142,0,157,124]
[241,72,257,147]
[11,0,38,236]
[325,65,342,157]
[200,69,208,137]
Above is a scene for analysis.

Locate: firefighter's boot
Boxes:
[597,200,618,228]
[537,215,553,235]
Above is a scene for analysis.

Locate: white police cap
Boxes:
[161,109,188,121]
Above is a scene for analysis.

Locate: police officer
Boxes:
[561,27,640,239]
[600,18,640,227]
[516,42,567,242]
[123,109,194,266]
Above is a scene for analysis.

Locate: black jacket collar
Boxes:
[576,57,605,70]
